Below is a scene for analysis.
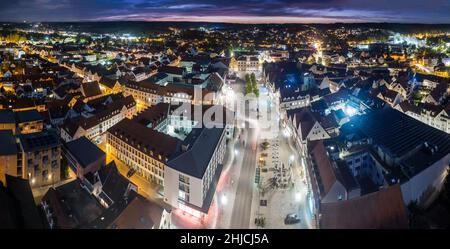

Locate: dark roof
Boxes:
[0,175,44,228]
[335,160,359,191]
[108,195,168,229]
[19,130,61,152]
[308,140,337,198]
[65,136,105,168]
[310,99,329,112]
[158,66,185,75]
[287,108,316,140]
[320,184,408,229]
[135,103,169,127]
[42,179,104,229]
[0,130,18,155]
[108,118,182,160]
[81,81,102,98]
[0,109,15,123]
[98,161,134,204]
[167,127,225,178]
[341,107,450,180]
[14,109,43,123]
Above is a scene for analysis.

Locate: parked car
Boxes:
[126,168,136,178]
[284,213,301,225]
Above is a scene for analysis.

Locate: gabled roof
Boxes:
[287,108,317,140]
[108,196,168,229]
[308,140,337,198]
[320,184,408,229]
[98,161,133,204]
[108,118,182,160]
[81,81,102,98]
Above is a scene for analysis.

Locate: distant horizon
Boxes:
[2,20,450,26]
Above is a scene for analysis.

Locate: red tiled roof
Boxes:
[320,184,409,229]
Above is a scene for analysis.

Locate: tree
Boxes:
[250,73,259,97]
[317,57,323,65]
[245,74,253,95]
[253,87,260,98]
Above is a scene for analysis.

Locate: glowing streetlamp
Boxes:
[221,194,228,206]
[295,192,302,203]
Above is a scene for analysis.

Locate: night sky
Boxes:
[0,0,449,23]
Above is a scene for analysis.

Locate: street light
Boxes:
[234,149,239,156]
[295,192,301,203]
[221,194,228,206]
[283,128,290,137]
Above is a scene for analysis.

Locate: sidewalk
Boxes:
[249,93,314,229]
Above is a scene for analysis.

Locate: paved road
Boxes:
[229,121,258,228]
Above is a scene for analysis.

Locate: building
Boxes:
[236,55,261,75]
[107,195,171,229]
[0,130,18,185]
[395,101,450,134]
[124,78,216,110]
[340,107,450,206]
[60,94,136,143]
[63,136,106,179]
[164,126,226,218]
[40,179,105,229]
[286,108,333,150]
[107,118,182,185]
[0,109,44,134]
[40,163,158,229]
[0,175,44,228]
[14,109,44,134]
[307,140,361,205]
[106,103,229,217]
[18,130,61,188]
[88,161,138,209]
[319,184,408,229]
[0,109,16,134]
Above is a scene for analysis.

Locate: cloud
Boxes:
[166,4,215,9]
[0,0,448,23]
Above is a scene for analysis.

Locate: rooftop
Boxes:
[19,130,61,152]
[108,196,168,229]
[341,107,450,180]
[0,130,18,155]
[42,179,104,229]
[320,184,408,229]
[108,118,182,160]
[168,126,225,178]
[14,109,43,123]
[64,136,105,168]
[0,109,15,123]
[0,175,44,228]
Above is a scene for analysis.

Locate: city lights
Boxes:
[0,2,448,233]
